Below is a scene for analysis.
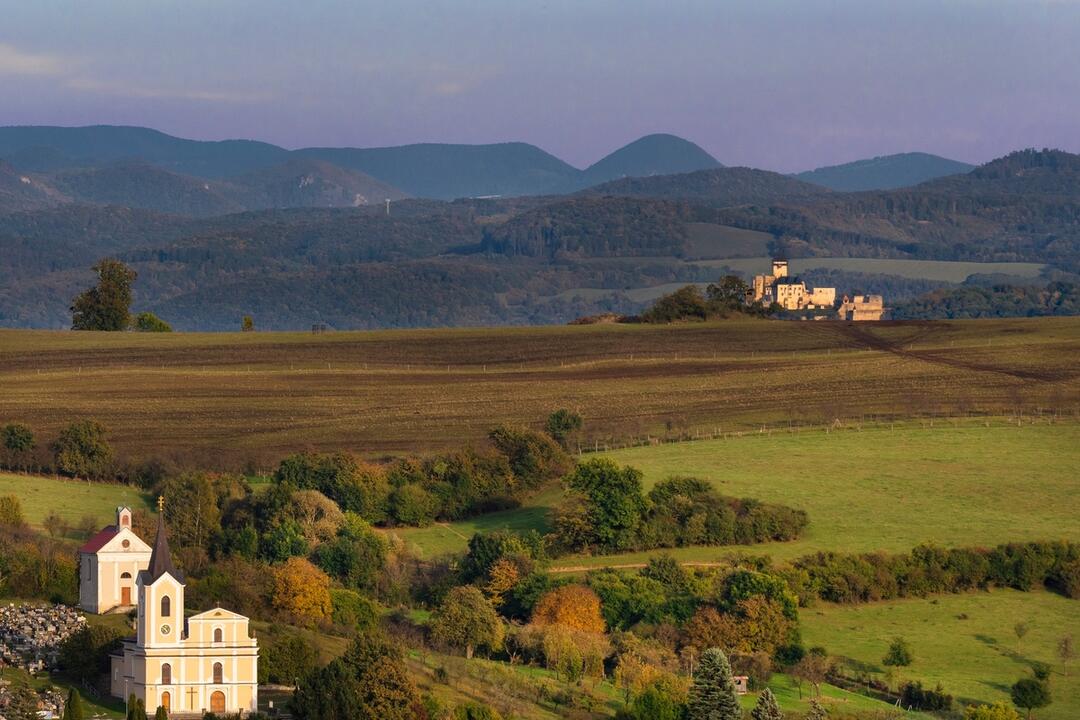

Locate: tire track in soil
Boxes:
[836,323,1076,383]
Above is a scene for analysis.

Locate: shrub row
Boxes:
[790,541,1080,604]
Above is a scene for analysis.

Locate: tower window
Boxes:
[161,663,171,684]
[213,662,223,684]
[214,628,223,643]
[161,595,171,617]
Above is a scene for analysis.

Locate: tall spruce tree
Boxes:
[62,688,86,720]
[153,705,168,720]
[751,687,784,720]
[688,647,742,720]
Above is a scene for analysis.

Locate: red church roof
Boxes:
[79,525,118,553]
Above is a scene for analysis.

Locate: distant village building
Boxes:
[751,259,836,311]
[110,499,259,716]
[79,507,152,614]
[838,294,886,321]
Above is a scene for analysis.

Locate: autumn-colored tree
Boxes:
[430,585,504,659]
[0,494,26,528]
[964,701,1022,720]
[531,584,606,633]
[288,489,346,548]
[272,557,332,624]
[614,652,662,702]
[791,652,832,698]
[484,557,522,608]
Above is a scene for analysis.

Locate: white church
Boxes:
[80,503,259,716]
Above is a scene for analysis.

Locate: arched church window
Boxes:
[161,663,171,684]
[214,628,223,643]
[213,662,223,684]
[161,595,171,617]
[121,572,132,579]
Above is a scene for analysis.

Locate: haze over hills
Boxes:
[795,152,975,191]
[2,122,1079,330]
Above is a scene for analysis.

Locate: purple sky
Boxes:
[3,0,1080,173]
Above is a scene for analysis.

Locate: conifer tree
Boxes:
[751,687,784,720]
[688,647,741,720]
[154,705,168,720]
[807,697,829,720]
[62,688,86,720]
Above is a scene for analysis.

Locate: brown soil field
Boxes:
[0,317,1077,467]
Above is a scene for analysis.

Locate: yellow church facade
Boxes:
[110,504,259,716]
[79,507,152,614]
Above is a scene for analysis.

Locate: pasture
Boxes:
[394,420,1080,564]
[0,471,152,535]
[801,589,1080,720]
[0,316,1077,468]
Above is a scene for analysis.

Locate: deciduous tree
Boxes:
[564,458,646,552]
[531,584,606,633]
[71,258,136,331]
[53,420,114,480]
[546,409,583,450]
[271,557,332,624]
[1011,677,1051,719]
[430,585,504,659]
[1,423,35,471]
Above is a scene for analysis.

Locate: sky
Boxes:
[2,0,1080,173]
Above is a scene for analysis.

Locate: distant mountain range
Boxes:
[795,152,974,191]
[2,122,1077,330]
[0,125,976,208]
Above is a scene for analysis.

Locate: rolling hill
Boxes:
[0,125,289,177]
[795,152,974,190]
[580,133,721,186]
[580,166,831,207]
[296,142,581,199]
[222,158,408,209]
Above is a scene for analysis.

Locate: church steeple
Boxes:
[147,496,179,582]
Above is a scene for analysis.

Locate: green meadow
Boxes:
[0,472,152,535]
[801,589,1080,720]
[394,420,1080,566]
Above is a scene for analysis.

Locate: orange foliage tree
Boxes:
[272,557,332,624]
[531,584,605,633]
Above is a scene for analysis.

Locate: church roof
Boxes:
[147,512,181,582]
[79,525,118,553]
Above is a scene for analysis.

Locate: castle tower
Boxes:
[771,259,789,279]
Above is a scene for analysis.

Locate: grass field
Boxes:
[394,420,1080,564]
[0,471,152,535]
[1,317,1076,467]
[801,589,1080,719]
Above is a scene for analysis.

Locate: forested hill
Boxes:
[795,152,974,191]
[579,167,830,207]
[3,147,1080,330]
[580,133,721,186]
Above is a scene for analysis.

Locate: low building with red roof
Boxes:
[78,507,153,614]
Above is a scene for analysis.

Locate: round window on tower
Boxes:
[122,539,130,549]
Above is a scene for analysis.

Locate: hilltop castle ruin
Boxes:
[750,259,885,320]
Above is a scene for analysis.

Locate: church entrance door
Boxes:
[211,691,226,713]
[121,587,131,605]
